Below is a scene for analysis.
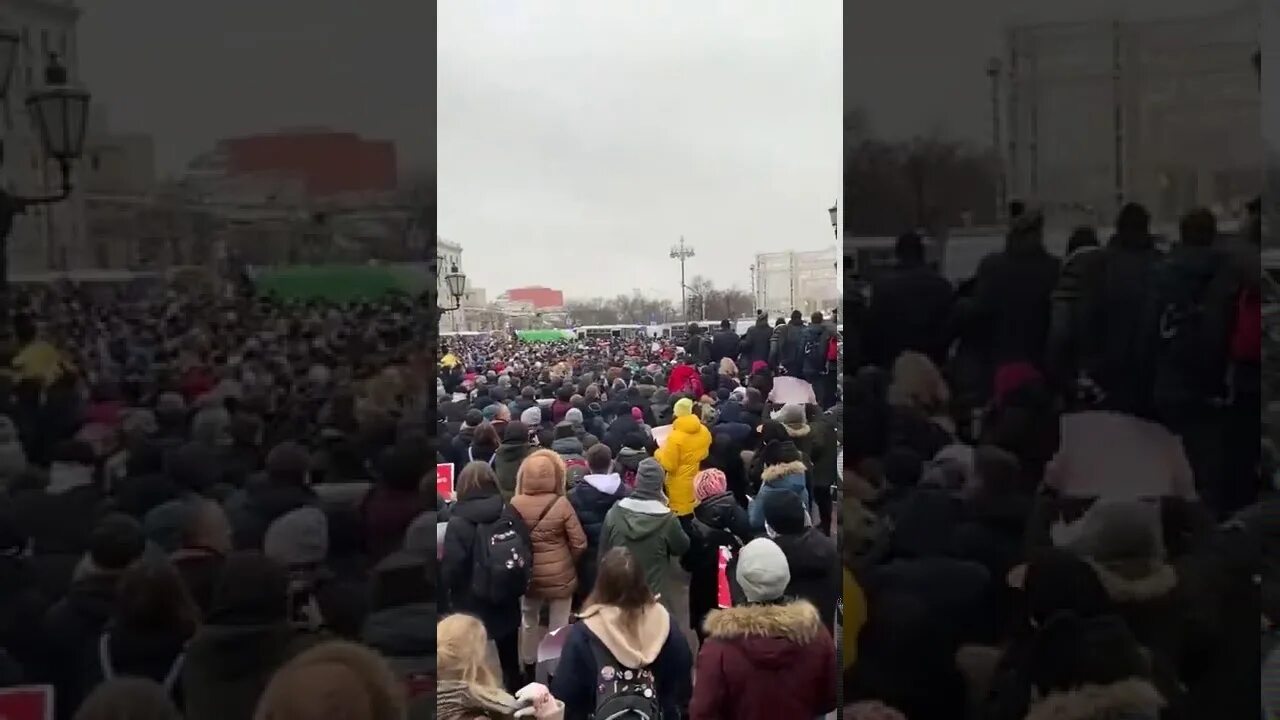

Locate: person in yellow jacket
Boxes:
[843,567,866,672]
[653,397,711,515]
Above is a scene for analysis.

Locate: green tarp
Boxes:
[254,265,427,302]
[516,329,573,342]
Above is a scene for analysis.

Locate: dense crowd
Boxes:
[0,283,435,720]
[841,201,1266,720]
[436,315,841,720]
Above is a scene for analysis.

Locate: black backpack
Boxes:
[589,634,662,720]
[1143,254,1226,423]
[469,508,537,603]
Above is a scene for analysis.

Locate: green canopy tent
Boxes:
[252,265,427,302]
[516,329,573,343]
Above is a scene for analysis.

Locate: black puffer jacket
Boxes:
[772,527,839,632]
[440,491,526,638]
[687,492,752,631]
[865,262,955,368]
[971,236,1062,368]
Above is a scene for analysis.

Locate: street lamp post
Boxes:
[669,236,695,321]
[0,49,90,342]
[828,202,838,239]
[986,57,1004,224]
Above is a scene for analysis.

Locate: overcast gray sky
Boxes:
[438,1,841,302]
[78,0,430,176]
[847,0,1257,144]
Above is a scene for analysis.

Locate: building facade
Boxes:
[218,129,397,198]
[0,0,87,275]
[752,248,839,320]
[1005,2,1260,227]
[501,286,563,310]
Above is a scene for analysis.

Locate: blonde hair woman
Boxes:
[886,352,956,452]
[886,351,949,414]
[438,614,564,720]
[254,641,406,720]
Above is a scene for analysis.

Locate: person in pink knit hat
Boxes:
[689,467,753,641]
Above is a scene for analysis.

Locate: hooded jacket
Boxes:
[509,450,588,599]
[689,599,837,720]
[747,460,809,532]
[654,415,712,516]
[600,498,690,601]
[550,603,692,720]
[492,438,531,502]
[772,527,840,632]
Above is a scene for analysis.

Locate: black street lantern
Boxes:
[25,54,90,192]
[828,202,838,238]
[438,261,467,311]
[0,50,91,327]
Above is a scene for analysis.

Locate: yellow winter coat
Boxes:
[843,568,866,670]
[654,414,711,516]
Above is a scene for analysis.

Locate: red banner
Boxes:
[437,463,455,503]
[0,686,54,720]
[717,546,732,608]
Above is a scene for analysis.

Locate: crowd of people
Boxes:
[436,316,841,719]
[0,282,436,720]
[841,200,1266,719]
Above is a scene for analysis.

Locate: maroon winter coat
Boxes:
[689,599,837,720]
[361,486,427,562]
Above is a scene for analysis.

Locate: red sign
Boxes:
[717,546,733,608]
[0,685,54,720]
[437,463,455,503]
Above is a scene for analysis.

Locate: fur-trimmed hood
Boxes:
[783,424,810,438]
[761,460,807,484]
[703,599,823,644]
[1087,559,1178,604]
[1024,678,1163,720]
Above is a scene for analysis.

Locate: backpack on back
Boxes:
[1144,255,1226,422]
[803,328,827,374]
[589,634,662,720]
[470,511,534,603]
[564,456,590,487]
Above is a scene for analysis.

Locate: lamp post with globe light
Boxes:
[0,44,91,329]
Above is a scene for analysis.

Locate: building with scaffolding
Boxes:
[751,247,839,320]
[1004,2,1260,228]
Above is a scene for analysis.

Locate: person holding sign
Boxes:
[687,469,753,642]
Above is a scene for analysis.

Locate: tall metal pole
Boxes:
[987,57,1004,224]
[669,237,695,321]
[1112,20,1125,213]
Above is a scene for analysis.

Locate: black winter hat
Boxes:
[89,513,146,571]
[762,491,807,534]
[1026,612,1150,697]
[761,439,803,467]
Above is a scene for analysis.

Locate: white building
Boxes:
[752,247,839,320]
[0,0,87,275]
[1005,2,1260,227]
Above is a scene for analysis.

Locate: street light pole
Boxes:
[828,202,838,239]
[986,57,1004,224]
[0,50,90,353]
[669,236,694,321]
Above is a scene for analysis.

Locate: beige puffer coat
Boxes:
[510,449,587,599]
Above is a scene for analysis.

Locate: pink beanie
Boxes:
[631,407,644,422]
[693,468,727,501]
